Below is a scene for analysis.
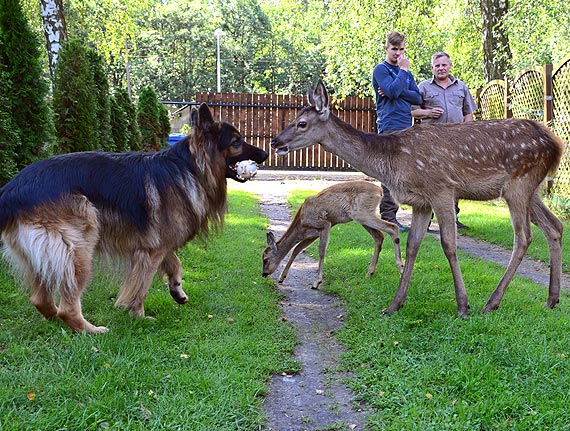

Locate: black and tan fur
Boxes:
[0,103,268,333]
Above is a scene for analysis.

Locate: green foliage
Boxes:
[52,39,98,153]
[87,49,114,151]
[0,0,53,169]
[109,94,129,152]
[115,87,142,151]
[0,68,19,185]
[137,86,166,152]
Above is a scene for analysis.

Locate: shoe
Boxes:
[456,219,469,230]
[395,220,410,232]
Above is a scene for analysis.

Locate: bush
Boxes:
[137,86,170,152]
[52,39,98,153]
[0,0,53,168]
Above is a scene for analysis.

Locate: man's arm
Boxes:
[372,64,406,99]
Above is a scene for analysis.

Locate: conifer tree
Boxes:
[87,48,114,151]
[0,0,53,169]
[137,86,162,152]
[0,67,19,185]
[110,94,129,153]
[115,87,142,151]
[52,39,97,153]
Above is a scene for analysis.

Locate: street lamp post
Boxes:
[214,29,223,93]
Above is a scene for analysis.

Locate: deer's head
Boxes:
[271,79,331,155]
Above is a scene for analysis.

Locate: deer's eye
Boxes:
[297,121,307,129]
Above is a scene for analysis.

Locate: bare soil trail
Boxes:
[229,170,570,431]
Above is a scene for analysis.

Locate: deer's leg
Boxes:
[483,197,533,313]
[530,192,563,308]
[361,226,384,277]
[313,223,332,289]
[116,249,164,317]
[279,237,318,283]
[359,215,403,275]
[385,207,432,315]
[158,251,188,304]
[433,200,470,317]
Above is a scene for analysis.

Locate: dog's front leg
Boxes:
[158,251,188,304]
[115,249,164,317]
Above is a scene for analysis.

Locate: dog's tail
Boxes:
[2,224,79,293]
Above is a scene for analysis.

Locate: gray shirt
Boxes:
[415,75,477,124]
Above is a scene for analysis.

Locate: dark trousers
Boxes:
[380,184,399,223]
[378,129,400,223]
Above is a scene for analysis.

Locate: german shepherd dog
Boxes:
[0,103,268,333]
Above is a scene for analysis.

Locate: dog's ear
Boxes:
[196,103,214,130]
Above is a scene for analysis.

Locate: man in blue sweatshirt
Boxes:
[372,31,421,231]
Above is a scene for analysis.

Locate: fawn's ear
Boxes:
[266,231,277,251]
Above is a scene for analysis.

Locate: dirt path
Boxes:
[229,171,569,431]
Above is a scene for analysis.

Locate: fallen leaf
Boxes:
[180,353,189,359]
[207,314,214,319]
[425,393,433,399]
[227,317,235,323]
[316,389,324,395]
[349,424,357,430]
[27,392,36,401]
[91,346,100,353]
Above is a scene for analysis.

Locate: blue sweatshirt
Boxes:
[372,61,421,132]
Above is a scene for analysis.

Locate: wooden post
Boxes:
[543,63,553,124]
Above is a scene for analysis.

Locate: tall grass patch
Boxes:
[0,191,296,431]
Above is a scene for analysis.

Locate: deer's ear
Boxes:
[307,82,316,107]
[266,231,277,251]
[313,79,330,118]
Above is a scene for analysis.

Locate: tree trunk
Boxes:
[39,0,67,76]
[480,0,512,82]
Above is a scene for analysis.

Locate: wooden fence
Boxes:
[188,92,377,170]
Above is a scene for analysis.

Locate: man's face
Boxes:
[385,43,405,65]
[431,56,452,81]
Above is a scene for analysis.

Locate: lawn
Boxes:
[2,189,570,431]
[0,191,297,431]
[287,191,570,430]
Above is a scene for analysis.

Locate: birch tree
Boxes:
[39,0,67,75]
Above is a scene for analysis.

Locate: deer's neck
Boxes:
[274,215,304,255]
[320,116,391,182]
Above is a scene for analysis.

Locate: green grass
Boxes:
[3,190,570,431]
[287,191,570,430]
[0,191,297,431]
[451,199,570,273]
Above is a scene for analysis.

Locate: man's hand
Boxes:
[430,107,444,119]
[397,54,410,70]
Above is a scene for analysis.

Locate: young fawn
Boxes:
[262,180,403,289]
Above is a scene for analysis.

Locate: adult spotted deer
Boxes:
[262,180,404,289]
[271,79,564,317]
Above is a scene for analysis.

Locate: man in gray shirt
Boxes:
[412,51,477,229]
